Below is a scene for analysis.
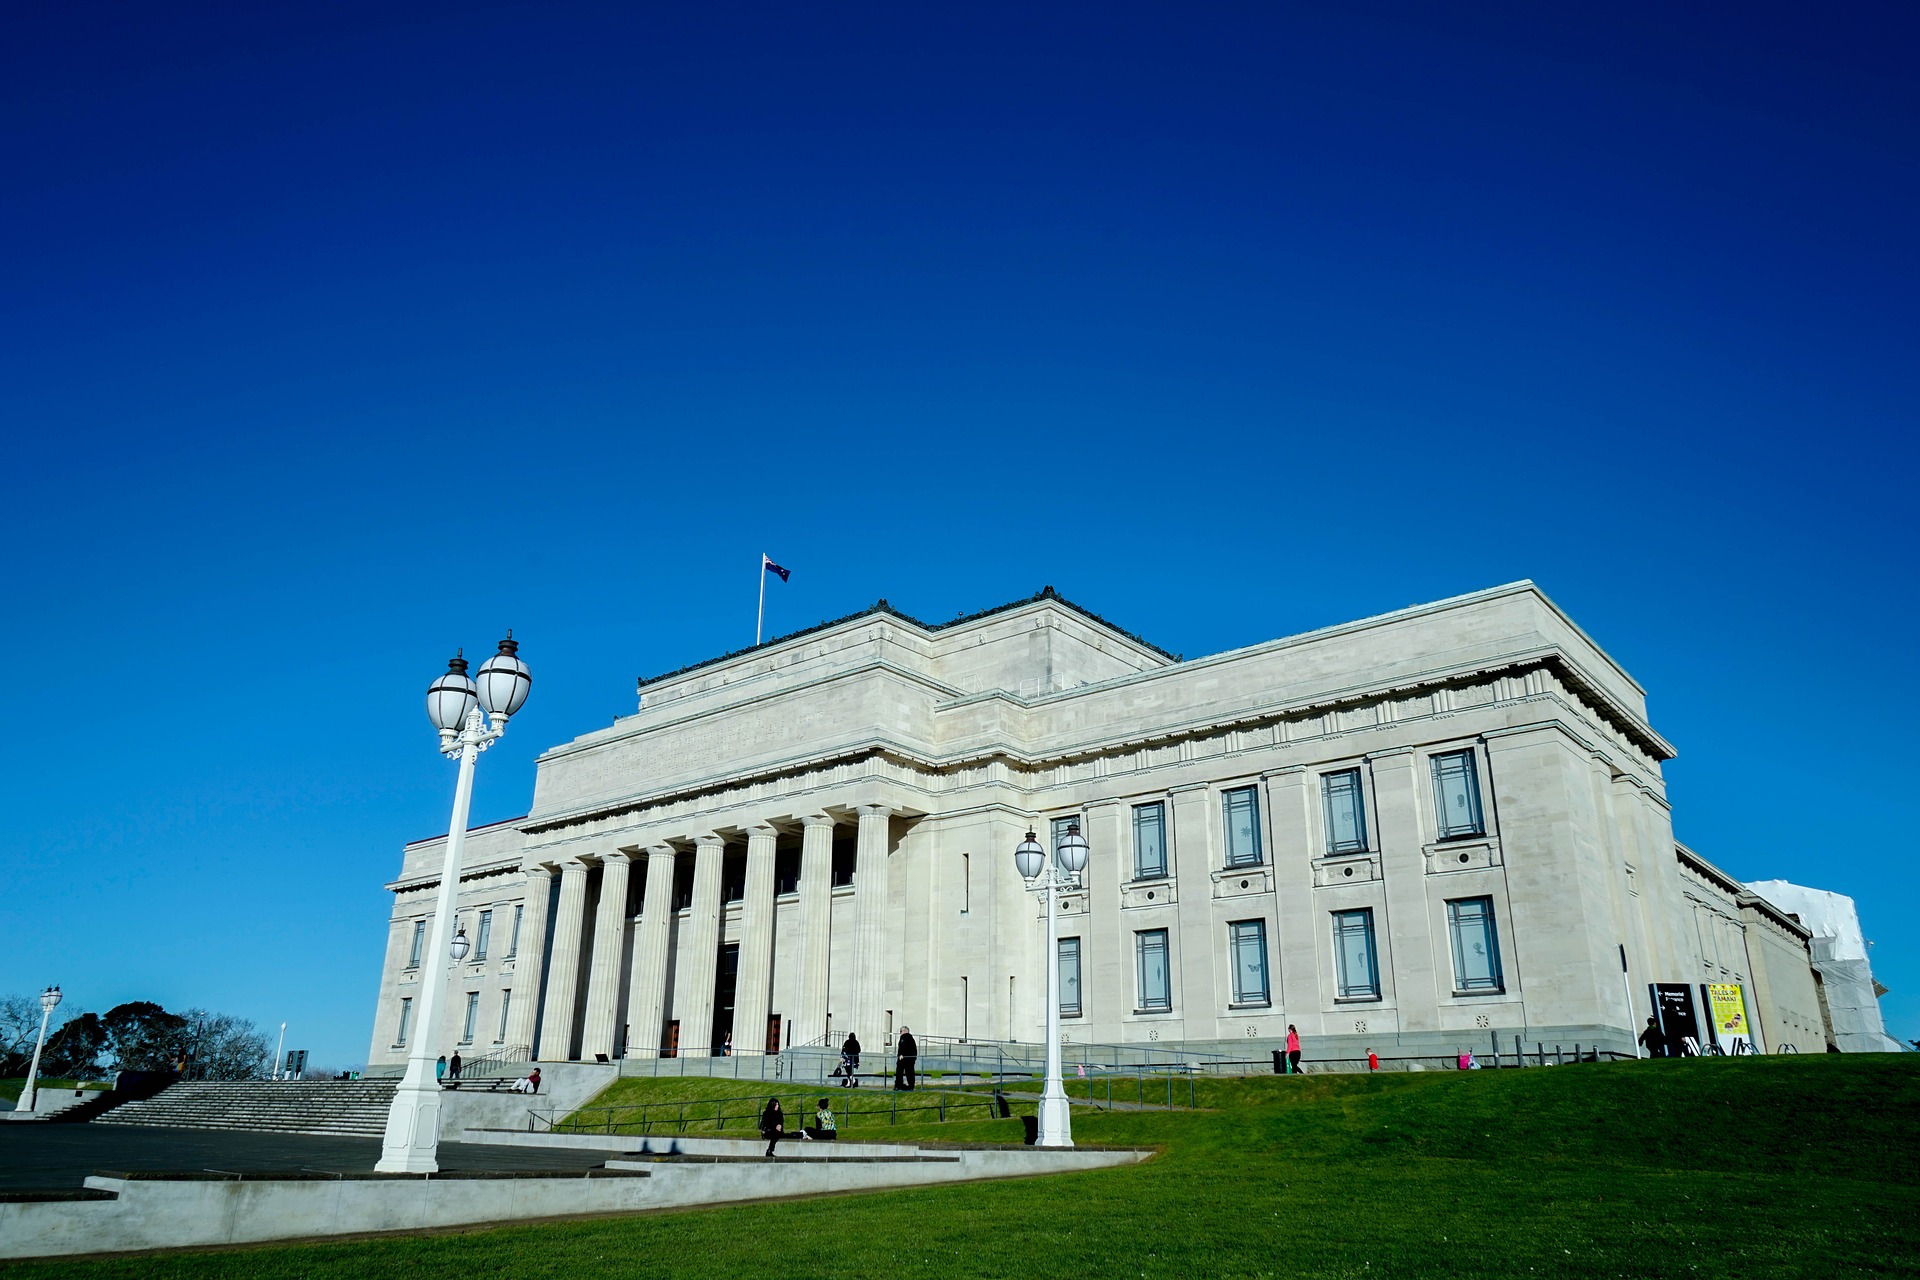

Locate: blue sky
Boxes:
[2,3,1914,1067]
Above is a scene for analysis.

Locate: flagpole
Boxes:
[757,554,767,646]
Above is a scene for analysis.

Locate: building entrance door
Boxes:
[663,1019,681,1058]
[713,943,739,1054]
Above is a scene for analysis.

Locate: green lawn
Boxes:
[0,1079,105,1106]
[5,1056,1915,1279]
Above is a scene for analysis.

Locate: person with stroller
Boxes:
[839,1031,862,1087]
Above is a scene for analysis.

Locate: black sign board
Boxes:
[1652,983,1701,1056]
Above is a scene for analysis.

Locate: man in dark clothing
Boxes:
[448,1052,463,1081]
[841,1032,861,1087]
[1637,1015,1667,1059]
[894,1027,919,1091]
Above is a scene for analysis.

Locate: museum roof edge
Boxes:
[634,586,1181,688]
[403,813,529,851]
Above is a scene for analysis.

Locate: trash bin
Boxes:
[1021,1115,1038,1145]
[1272,1049,1284,1075]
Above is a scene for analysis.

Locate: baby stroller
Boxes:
[836,1051,860,1087]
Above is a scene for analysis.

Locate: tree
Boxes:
[42,1012,106,1078]
[1,995,89,1078]
[101,1002,189,1072]
[177,1010,271,1081]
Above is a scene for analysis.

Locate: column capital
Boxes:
[856,803,894,820]
[801,812,836,830]
[745,822,780,840]
[559,858,592,875]
[598,850,634,868]
[694,834,727,850]
[519,860,557,876]
[645,843,676,859]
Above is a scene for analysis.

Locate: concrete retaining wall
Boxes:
[0,1144,1150,1259]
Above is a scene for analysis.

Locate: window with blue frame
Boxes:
[1322,769,1369,854]
[407,920,426,968]
[1136,929,1172,1012]
[1133,802,1168,879]
[1222,787,1263,867]
[475,910,492,960]
[1448,897,1504,992]
[1059,936,1083,1016]
[1229,920,1270,1005]
[1431,750,1486,839]
[1333,908,1380,999]
[396,997,413,1046]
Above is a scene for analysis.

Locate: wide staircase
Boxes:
[96,1080,398,1138]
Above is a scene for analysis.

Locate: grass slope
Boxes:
[4,1056,1914,1279]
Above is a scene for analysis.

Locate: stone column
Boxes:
[536,859,591,1060]
[795,813,836,1045]
[678,835,726,1055]
[850,804,894,1046]
[1372,749,1440,1032]
[503,862,554,1053]
[732,823,779,1055]
[624,845,677,1057]
[579,851,634,1060]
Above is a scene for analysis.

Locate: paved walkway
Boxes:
[0,1125,631,1192]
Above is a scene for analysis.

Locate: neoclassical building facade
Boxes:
[366,583,1834,1068]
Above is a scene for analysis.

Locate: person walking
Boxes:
[448,1052,463,1082]
[894,1026,919,1091]
[435,1055,448,1084]
[803,1097,838,1142]
[759,1097,787,1158]
[1285,1025,1302,1075]
[841,1032,862,1087]
[1638,1014,1667,1059]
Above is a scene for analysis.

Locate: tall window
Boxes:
[507,904,523,957]
[1223,787,1263,867]
[722,851,747,903]
[1230,920,1270,1005]
[475,909,493,960]
[775,848,801,895]
[407,920,426,968]
[831,837,857,887]
[1059,936,1083,1017]
[497,990,512,1042]
[1136,929,1172,1012]
[396,997,413,1046]
[1333,908,1379,999]
[962,852,970,913]
[1133,802,1169,879]
[1448,897,1504,992]
[462,992,480,1042]
[1322,769,1369,854]
[1432,750,1485,838]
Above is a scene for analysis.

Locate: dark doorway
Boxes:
[713,943,740,1054]
[765,1012,783,1054]
[663,1019,681,1058]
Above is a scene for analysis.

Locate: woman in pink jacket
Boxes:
[1285,1025,1302,1074]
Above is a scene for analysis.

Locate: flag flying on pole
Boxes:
[764,558,791,582]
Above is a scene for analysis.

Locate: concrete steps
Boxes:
[96,1081,398,1138]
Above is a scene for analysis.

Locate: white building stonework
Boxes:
[367,582,1843,1068]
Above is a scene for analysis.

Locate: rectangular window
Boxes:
[1133,802,1169,879]
[1059,937,1083,1017]
[775,848,801,895]
[962,852,970,913]
[1333,908,1380,999]
[722,851,747,904]
[396,997,413,1046]
[1136,929,1172,1012]
[1448,897,1504,992]
[475,909,493,960]
[1432,750,1486,839]
[507,904,523,957]
[407,920,426,968]
[831,837,856,888]
[497,990,512,1042]
[1230,920,1270,1004]
[1223,787,1263,867]
[1323,769,1369,854]
[462,992,480,1043]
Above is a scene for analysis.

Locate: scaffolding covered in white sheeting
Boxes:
[1745,881,1904,1053]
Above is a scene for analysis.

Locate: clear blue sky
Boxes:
[3,3,1914,1067]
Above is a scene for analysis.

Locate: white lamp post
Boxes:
[19,986,62,1115]
[377,634,531,1173]
[1015,821,1088,1148]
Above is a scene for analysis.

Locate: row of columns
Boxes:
[522,806,893,1061]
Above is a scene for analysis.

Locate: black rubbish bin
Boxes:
[1021,1115,1039,1145]
[1272,1050,1284,1075]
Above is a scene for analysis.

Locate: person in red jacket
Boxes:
[1285,1025,1302,1074]
[1367,1048,1379,1072]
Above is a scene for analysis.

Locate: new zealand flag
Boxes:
[764,559,791,582]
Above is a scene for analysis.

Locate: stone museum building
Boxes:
[366,582,1849,1068]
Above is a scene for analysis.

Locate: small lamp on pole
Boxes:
[20,985,62,1115]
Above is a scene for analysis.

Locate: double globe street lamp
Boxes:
[376,635,530,1174]
[1015,821,1088,1148]
[19,985,62,1115]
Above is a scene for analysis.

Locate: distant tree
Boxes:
[1,994,84,1076]
[42,1012,107,1078]
[101,1002,190,1072]
[177,1010,271,1081]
